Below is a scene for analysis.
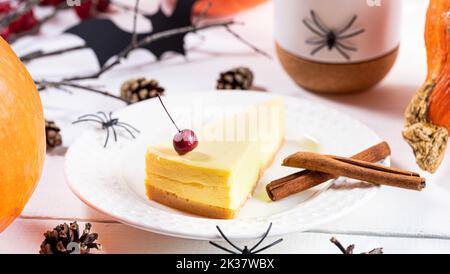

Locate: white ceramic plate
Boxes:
[65,91,386,240]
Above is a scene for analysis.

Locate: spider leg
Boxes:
[116,122,141,133]
[77,114,105,123]
[306,38,326,45]
[302,19,326,37]
[97,111,109,122]
[251,238,283,254]
[103,126,110,148]
[111,126,118,142]
[209,241,238,254]
[114,124,136,139]
[215,226,243,253]
[310,10,329,34]
[337,15,357,34]
[338,28,365,40]
[72,119,103,125]
[249,223,273,252]
[310,43,327,56]
[335,44,351,60]
[336,41,357,51]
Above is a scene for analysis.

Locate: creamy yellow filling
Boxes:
[147,141,260,209]
[147,141,256,187]
[145,97,285,212]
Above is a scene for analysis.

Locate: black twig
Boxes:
[35,80,130,104]
[193,0,212,26]
[110,0,147,15]
[18,0,269,106]
[330,237,383,254]
[131,0,140,48]
[21,45,88,62]
[330,237,348,254]
[64,20,238,81]
[224,25,272,59]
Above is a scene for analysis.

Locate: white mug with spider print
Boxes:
[274,0,402,63]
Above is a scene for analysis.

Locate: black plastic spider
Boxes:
[209,223,283,254]
[303,10,365,60]
[72,112,140,148]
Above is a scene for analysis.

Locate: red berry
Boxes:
[39,0,64,6]
[21,11,38,31]
[173,129,198,155]
[75,0,110,19]
[0,2,11,13]
[97,0,110,12]
[0,2,12,39]
[0,2,38,37]
[1,27,11,40]
[74,1,92,19]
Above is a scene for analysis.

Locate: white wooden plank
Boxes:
[18,0,450,241]
[22,155,113,222]
[1,219,450,254]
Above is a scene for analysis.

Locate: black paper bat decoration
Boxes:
[65,0,197,67]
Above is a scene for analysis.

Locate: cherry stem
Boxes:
[157,94,181,132]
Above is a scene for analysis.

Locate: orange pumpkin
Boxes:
[403,0,450,173]
[194,0,267,17]
[0,37,45,233]
[427,1,450,131]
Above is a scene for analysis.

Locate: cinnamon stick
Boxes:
[266,142,391,201]
[283,152,425,191]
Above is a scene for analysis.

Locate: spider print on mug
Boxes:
[303,10,365,60]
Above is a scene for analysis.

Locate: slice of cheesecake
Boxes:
[145,97,285,219]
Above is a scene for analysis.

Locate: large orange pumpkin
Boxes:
[0,37,45,233]
[194,0,267,17]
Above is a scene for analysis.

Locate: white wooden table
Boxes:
[2,0,450,254]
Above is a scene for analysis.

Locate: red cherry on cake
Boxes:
[156,95,199,155]
[173,129,198,155]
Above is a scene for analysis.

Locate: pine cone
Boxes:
[45,119,62,149]
[217,67,254,90]
[39,222,102,254]
[120,77,165,104]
